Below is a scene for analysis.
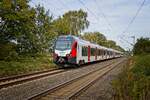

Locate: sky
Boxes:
[29,0,150,51]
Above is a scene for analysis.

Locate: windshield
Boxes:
[55,36,73,50]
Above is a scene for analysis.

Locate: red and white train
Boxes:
[53,35,123,66]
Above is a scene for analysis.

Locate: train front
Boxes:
[53,36,77,66]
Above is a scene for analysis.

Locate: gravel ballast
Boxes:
[0,58,124,100]
[74,58,127,100]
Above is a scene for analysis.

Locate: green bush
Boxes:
[0,43,18,61]
[132,55,150,76]
[112,55,150,100]
[0,54,55,77]
[133,38,150,55]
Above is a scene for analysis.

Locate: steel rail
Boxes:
[28,58,125,100]
[0,68,59,82]
[69,59,126,100]
[0,58,118,89]
[0,69,66,89]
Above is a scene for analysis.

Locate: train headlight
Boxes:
[66,54,71,58]
[53,53,58,59]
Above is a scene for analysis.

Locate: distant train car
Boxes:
[53,35,123,66]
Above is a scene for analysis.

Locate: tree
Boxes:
[52,17,70,35]
[82,32,124,51]
[34,4,57,53]
[0,0,36,59]
[107,40,116,48]
[115,45,125,52]
[82,32,107,45]
[133,37,150,55]
[53,9,89,35]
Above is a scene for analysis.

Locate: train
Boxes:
[53,35,123,66]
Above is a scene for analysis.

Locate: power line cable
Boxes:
[123,0,146,33]
[93,0,113,32]
[77,0,112,32]
[59,0,100,21]
[77,0,100,22]
[119,0,146,49]
[120,37,134,46]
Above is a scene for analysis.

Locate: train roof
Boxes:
[57,35,123,54]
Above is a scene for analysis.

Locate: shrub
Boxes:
[112,55,150,100]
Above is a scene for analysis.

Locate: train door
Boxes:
[95,47,97,60]
[101,49,103,60]
[77,43,81,64]
[88,46,90,62]
[102,49,104,60]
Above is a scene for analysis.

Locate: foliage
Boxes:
[82,32,107,45]
[34,4,57,53]
[0,54,56,77]
[0,0,122,59]
[0,42,17,60]
[0,0,57,60]
[132,55,150,76]
[112,55,150,100]
[133,38,150,55]
[0,0,36,58]
[82,32,124,51]
[0,1,90,76]
[0,0,125,76]
[53,9,89,35]
[52,17,70,35]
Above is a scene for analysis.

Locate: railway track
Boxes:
[0,69,66,89]
[28,58,125,100]
[0,59,118,90]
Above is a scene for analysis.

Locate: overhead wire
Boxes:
[77,0,100,22]
[77,0,113,33]
[93,0,113,32]
[122,0,146,33]
[119,0,146,48]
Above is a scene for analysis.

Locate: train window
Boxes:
[91,48,93,56]
[103,50,105,55]
[91,48,95,56]
[110,51,111,55]
[108,51,110,55]
[99,49,101,56]
[100,49,103,55]
[97,49,99,55]
[98,49,101,56]
[98,49,103,56]
[104,50,107,55]
[107,51,108,55]
[82,46,88,56]
[101,50,103,56]
[55,36,73,50]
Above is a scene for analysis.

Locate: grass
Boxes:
[0,54,56,77]
[111,54,150,100]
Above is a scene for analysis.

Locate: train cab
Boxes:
[53,36,77,65]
